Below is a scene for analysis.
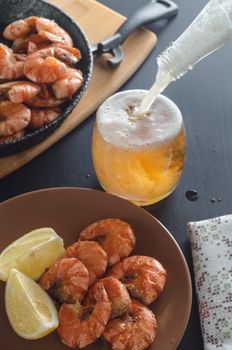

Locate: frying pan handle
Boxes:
[93,0,178,56]
[116,0,178,45]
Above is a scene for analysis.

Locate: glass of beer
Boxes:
[92,90,186,206]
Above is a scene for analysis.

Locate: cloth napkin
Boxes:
[188,214,232,350]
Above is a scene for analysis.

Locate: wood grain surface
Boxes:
[0,0,156,179]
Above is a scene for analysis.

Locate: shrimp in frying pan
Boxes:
[52,68,83,99]
[12,34,50,54]
[29,107,61,129]
[3,16,73,47]
[23,46,80,83]
[0,101,31,136]
[36,17,73,46]
[0,129,25,143]
[0,81,40,104]
[3,16,37,40]
[26,84,66,107]
[0,44,24,80]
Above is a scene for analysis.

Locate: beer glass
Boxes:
[92,90,186,206]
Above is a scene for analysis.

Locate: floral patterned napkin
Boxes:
[188,215,232,350]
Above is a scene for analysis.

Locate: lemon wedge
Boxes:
[0,227,65,281]
[5,268,58,339]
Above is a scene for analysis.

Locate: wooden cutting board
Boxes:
[0,0,157,179]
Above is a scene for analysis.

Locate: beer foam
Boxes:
[96,90,183,149]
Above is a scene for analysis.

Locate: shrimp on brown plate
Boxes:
[109,255,167,305]
[103,299,157,350]
[79,218,136,266]
[39,257,89,304]
[63,241,107,285]
[85,276,131,319]
[57,282,112,349]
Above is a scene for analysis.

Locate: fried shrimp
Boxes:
[26,95,66,107]
[103,299,157,350]
[29,107,61,129]
[109,255,167,305]
[86,277,131,319]
[0,44,24,80]
[36,18,73,46]
[52,68,83,99]
[0,81,40,103]
[3,17,36,40]
[79,218,136,266]
[12,34,50,54]
[0,101,31,136]
[23,48,67,83]
[23,47,80,83]
[13,35,80,55]
[3,16,73,47]
[0,129,25,143]
[39,258,89,304]
[63,241,107,285]
[57,282,112,349]
[26,84,66,107]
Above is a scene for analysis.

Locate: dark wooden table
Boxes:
[1,0,232,349]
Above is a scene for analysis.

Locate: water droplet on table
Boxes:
[185,189,199,201]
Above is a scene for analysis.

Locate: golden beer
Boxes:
[92,90,186,206]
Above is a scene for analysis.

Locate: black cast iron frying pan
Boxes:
[0,0,178,157]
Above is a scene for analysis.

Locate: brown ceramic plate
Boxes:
[0,187,192,350]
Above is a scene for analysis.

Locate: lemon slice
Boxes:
[0,227,65,281]
[5,268,58,339]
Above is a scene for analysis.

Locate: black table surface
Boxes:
[1,0,232,349]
